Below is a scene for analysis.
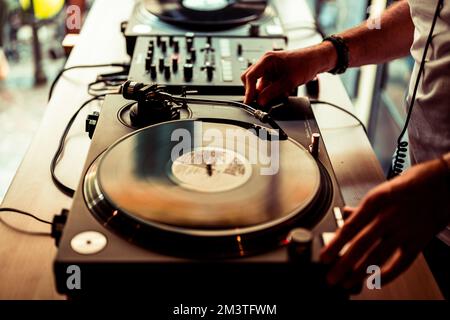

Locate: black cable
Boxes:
[88,79,124,97]
[0,207,52,224]
[0,208,52,236]
[388,0,444,179]
[48,63,129,101]
[310,99,368,135]
[50,95,105,197]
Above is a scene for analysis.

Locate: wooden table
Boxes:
[0,0,443,300]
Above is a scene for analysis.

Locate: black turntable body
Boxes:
[54,91,346,300]
[52,0,349,301]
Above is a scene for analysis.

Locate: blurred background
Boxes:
[0,0,412,202]
[0,0,93,201]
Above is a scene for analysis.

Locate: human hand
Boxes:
[241,42,337,106]
[320,157,450,290]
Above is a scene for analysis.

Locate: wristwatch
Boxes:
[323,35,350,75]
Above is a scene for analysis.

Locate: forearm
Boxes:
[316,0,414,73]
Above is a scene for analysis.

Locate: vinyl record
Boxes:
[84,119,332,257]
[143,0,267,30]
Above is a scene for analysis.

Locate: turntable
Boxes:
[123,0,286,55]
[54,82,347,299]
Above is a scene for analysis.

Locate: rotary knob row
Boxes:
[153,36,180,54]
[146,58,193,82]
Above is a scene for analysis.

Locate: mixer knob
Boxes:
[204,64,214,81]
[150,64,157,80]
[185,32,194,40]
[186,32,195,49]
[186,38,193,51]
[249,23,260,37]
[169,35,174,46]
[172,56,179,72]
[147,51,153,62]
[237,43,243,56]
[164,64,171,80]
[156,35,162,46]
[158,57,165,72]
[173,40,180,53]
[287,228,313,264]
[161,40,167,53]
[206,35,212,45]
[189,48,196,62]
[183,63,193,82]
[145,57,152,70]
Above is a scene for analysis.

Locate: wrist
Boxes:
[312,41,339,74]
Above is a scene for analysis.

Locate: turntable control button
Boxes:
[273,42,284,51]
[173,40,180,53]
[164,64,171,79]
[237,43,243,56]
[249,23,260,37]
[184,63,193,81]
[159,57,165,72]
[219,39,231,58]
[150,64,157,79]
[221,60,233,82]
[287,228,313,264]
[309,133,321,158]
[172,57,178,72]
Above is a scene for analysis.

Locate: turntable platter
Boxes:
[83,119,332,256]
[143,0,267,29]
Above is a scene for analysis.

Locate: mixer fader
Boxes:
[128,34,287,95]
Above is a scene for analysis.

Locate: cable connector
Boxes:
[51,209,69,247]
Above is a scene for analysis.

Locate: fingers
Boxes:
[241,61,267,105]
[320,188,389,264]
[342,206,356,220]
[325,217,386,286]
[381,249,417,285]
[342,237,398,289]
[257,81,287,106]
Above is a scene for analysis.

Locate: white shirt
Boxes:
[407,0,450,245]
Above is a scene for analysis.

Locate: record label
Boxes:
[170,146,252,193]
[182,0,229,11]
